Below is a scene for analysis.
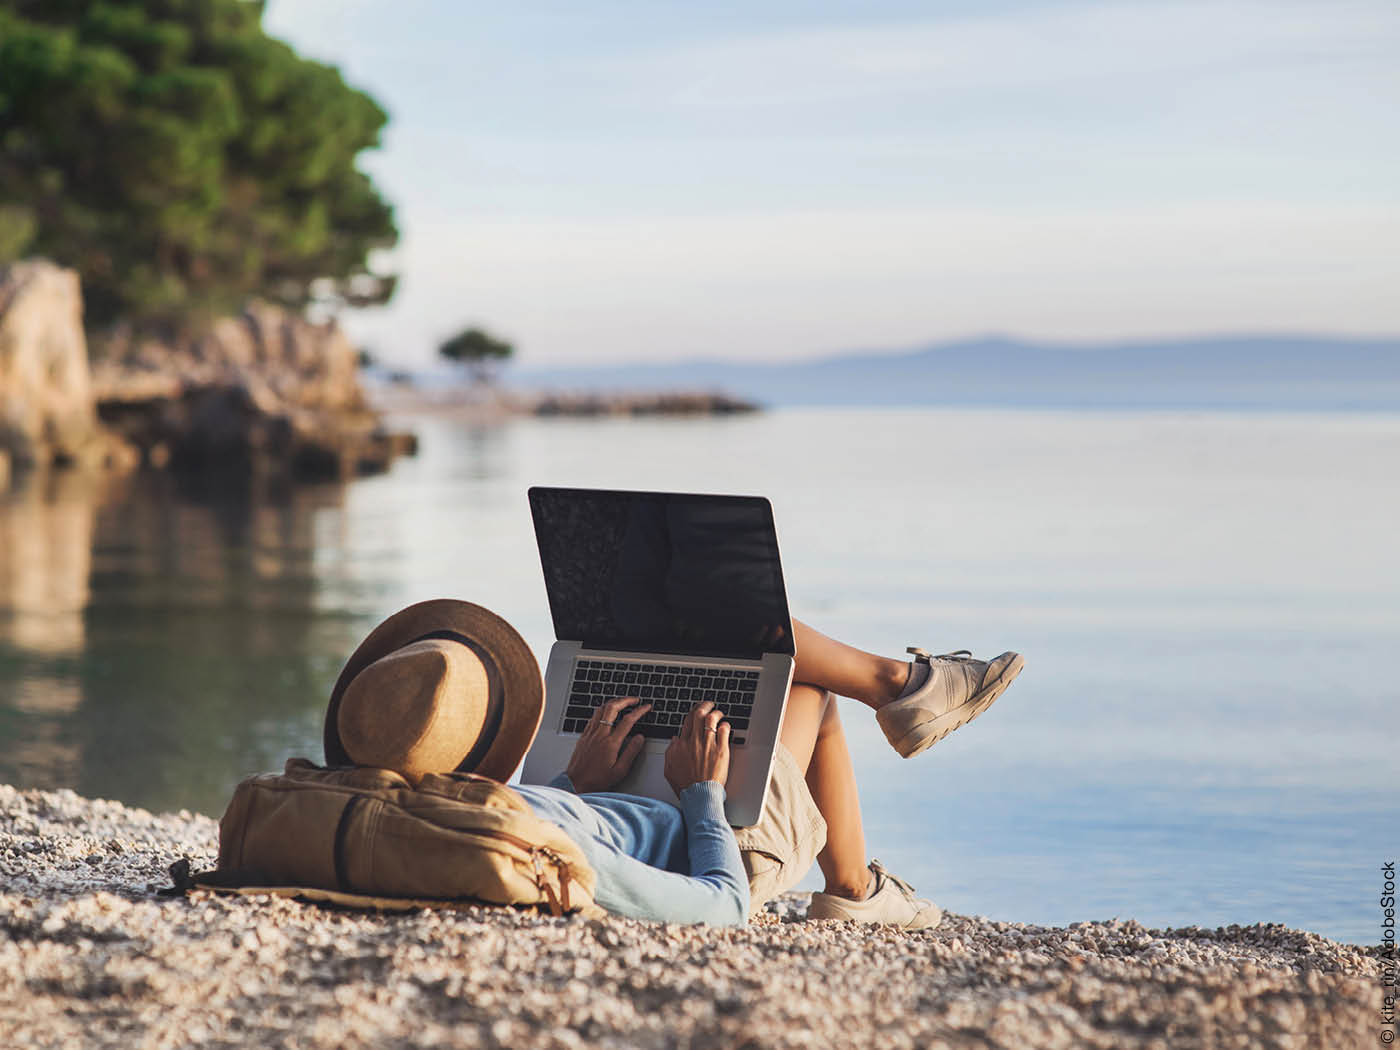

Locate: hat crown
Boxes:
[324,598,544,783]
[336,638,489,782]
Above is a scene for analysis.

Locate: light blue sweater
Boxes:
[512,774,750,925]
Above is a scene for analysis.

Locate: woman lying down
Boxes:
[323,600,1024,926]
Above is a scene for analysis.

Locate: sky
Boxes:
[262,0,1400,368]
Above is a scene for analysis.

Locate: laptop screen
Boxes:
[529,487,796,659]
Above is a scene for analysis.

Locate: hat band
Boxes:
[410,629,506,772]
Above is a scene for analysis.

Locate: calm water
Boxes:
[2,408,1395,943]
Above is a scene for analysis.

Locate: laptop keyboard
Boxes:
[561,658,757,746]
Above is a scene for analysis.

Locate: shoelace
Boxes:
[869,859,921,903]
[906,647,973,663]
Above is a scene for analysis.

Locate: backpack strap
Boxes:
[159,857,197,897]
[533,848,576,916]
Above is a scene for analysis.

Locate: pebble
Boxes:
[0,782,1385,1049]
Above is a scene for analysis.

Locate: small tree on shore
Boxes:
[438,327,514,384]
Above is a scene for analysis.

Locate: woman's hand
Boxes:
[663,700,731,796]
[564,697,652,793]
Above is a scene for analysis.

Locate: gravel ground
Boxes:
[0,782,1385,1050]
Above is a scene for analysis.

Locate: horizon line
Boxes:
[489,329,1400,375]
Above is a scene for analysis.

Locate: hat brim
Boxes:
[324,600,543,782]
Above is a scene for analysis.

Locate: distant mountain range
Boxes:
[513,334,1400,411]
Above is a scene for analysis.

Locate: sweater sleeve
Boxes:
[517,778,751,925]
[584,782,749,926]
[675,781,750,922]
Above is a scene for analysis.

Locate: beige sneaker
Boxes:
[807,860,942,930]
[876,648,1024,758]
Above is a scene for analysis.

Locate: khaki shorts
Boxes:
[731,744,827,916]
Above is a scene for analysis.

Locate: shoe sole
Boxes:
[893,652,1025,758]
[807,897,944,930]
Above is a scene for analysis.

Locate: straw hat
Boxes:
[323,599,543,783]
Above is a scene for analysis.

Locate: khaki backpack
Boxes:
[176,759,599,916]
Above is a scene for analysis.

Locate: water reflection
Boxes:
[0,468,371,815]
[0,469,106,654]
[0,418,514,816]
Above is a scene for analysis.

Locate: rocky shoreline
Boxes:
[369,381,761,420]
[0,782,1382,1049]
[2,256,757,496]
[1,259,415,489]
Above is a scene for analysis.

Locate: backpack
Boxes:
[174,758,599,916]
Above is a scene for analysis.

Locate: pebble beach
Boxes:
[0,782,1384,1050]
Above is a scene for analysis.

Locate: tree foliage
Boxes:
[0,0,398,331]
[438,326,514,383]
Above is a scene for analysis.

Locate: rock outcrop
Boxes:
[94,300,367,414]
[92,301,417,483]
[0,260,105,468]
[0,258,413,487]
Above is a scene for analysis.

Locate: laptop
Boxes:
[519,487,797,827]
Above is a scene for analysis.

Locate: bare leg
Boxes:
[775,621,909,897]
[805,697,872,898]
[792,618,908,711]
[776,682,827,772]
[771,618,1012,919]
[778,683,873,900]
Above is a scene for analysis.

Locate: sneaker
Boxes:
[807,860,942,930]
[876,648,1024,758]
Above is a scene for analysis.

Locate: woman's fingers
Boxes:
[685,700,714,735]
[613,731,646,774]
[615,700,652,736]
[662,700,732,793]
[593,696,639,730]
[684,700,726,740]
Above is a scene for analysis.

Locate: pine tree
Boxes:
[0,0,398,332]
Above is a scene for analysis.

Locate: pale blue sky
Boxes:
[264,1,1399,366]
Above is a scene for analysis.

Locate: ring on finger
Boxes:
[600,720,616,727]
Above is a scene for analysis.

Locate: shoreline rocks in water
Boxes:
[526,389,760,417]
[93,301,418,484]
[0,782,1383,1049]
[0,258,416,489]
[370,381,762,420]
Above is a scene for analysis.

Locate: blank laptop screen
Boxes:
[529,487,796,660]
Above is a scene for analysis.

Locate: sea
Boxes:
[1,407,1395,944]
